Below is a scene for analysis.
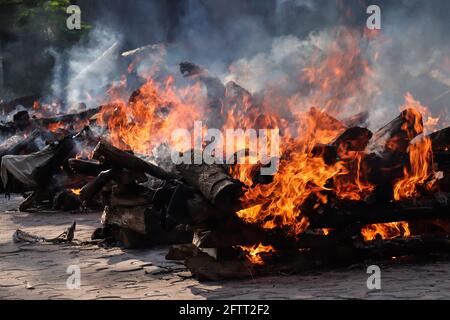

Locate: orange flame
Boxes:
[361,222,410,241]
[394,137,434,201]
[98,76,206,154]
[71,189,81,196]
[233,29,378,234]
[400,93,439,134]
[237,243,275,265]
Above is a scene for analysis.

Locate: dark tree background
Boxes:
[0,0,88,98]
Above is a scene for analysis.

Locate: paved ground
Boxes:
[0,195,449,300]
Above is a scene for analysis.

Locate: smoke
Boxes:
[3,0,448,130]
[51,27,122,108]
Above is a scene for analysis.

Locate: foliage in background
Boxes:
[0,0,91,98]
[1,0,90,46]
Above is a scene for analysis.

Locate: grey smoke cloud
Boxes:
[33,0,450,129]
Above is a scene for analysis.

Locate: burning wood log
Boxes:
[369,108,424,153]
[53,189,81,211]
[185,234,450,281]
[1,107,101,139]
[311,127,373,164]
[309,107,347,132]
[32,107,101,129]
[92,141,177,180]
[180,61,225,127]
[332,127,373,152]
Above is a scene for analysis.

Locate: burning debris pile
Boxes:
[1,32,450,281]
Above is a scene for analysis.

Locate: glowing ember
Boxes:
[71,189,82,196]
[47,122,65,132]
[237,243,275,265]
[361,222,411,241]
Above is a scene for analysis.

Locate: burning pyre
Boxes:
[1,26,450,276]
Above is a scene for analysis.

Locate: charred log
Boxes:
[93,141,177,180]
[428,127,450,153]
[79,169,115,204]
[68,159,110,176]
[176,158,244,211]
[306,193,450,229]
[100,205,192,248]
[332,127,373,152]
[370,108,423,153]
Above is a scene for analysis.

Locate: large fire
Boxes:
[72,27,443,248]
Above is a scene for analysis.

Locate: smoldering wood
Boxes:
[185,234,450,281]
[68,158,110,176]
[305,193,450,229]
[428,126,450,153]
[79,169,115,204]
[93,140,177,180]
[53,190,81,211]
[361,152,407,200]
[111,168,148,185]
[176,158,244,211]
[408,218,450,235]
[1,107,102,139]
[311,144,338,165]
[32,107,102,128]
[179,61,226,127]
[79,165,151,206]
[358,235,450,259]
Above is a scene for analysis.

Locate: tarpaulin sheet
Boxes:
[1,146,54,188]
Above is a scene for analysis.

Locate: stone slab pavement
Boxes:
[0,195,449,300]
